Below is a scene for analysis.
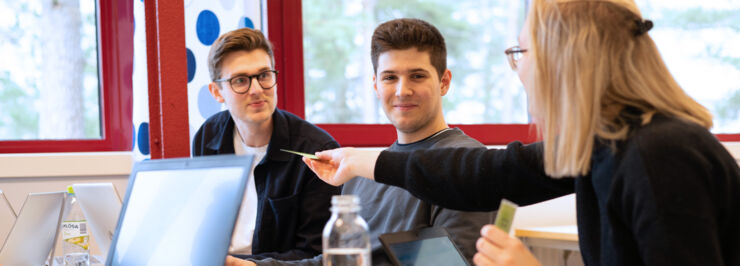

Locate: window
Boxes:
[636,0,740,134]
[271,0,739,146]
[0,0,133,153]
[303,0,528,125]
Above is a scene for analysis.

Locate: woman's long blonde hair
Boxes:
[526,0,713,177]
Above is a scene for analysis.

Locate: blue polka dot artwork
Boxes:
[196,10,220,45]
[137,122,150,155]
[198,84,221,119]
[240,17,254,29]
[187,48,196,83]
[180,0,263,148]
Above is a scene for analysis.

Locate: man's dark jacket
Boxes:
[192,109,341,260]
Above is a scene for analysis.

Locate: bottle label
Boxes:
[62,220,89,250]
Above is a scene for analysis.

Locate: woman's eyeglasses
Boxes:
[504,46,528,71]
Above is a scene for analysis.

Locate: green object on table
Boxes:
[280,149,319,160]
[494,199,518,234]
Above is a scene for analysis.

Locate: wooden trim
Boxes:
[143,0,190,159]
[515,226,579,242]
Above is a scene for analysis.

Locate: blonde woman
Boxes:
[304,0,740,265]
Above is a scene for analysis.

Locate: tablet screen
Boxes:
[389,236,467,266]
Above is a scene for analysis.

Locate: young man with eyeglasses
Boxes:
[192,28,340,264]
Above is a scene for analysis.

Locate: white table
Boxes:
[515,225,579,251]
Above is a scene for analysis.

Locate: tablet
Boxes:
[379,227,469,266]
[73,183,122,259]
[0,191,66,266]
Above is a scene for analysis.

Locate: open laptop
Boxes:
[72,183,123,259]
[0,190,17,247]
[106,155,253,266]
[379,227,469,266]
[0,191,66,266]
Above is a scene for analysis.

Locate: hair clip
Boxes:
[634,19,653,36]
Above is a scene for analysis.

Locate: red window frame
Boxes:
[267,1,740,146]
[0,0,134,153]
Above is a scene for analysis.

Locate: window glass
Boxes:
[637,0,740,133]
[302,0,528,124]
[0,0,100,140]
[303,0,740,134]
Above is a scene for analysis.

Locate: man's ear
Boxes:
[373,75,380,99]
[440,69,452,96]
[208,82,225,103]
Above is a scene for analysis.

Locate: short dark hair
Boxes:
[371,18,447,79]
[208,28,275,81]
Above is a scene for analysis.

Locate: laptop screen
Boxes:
[107,155,251,266]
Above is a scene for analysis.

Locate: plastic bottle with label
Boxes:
[62,185,90,266]
[322,195,371,266]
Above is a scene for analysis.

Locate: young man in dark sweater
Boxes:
[246,18,494,266]
[191,28,340,266]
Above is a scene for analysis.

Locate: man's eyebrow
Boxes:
[408,68,430,74]
[231,67,273,76]
[380,68,430,75]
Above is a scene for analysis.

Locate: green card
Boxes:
[494,199,518,234]
[280,149,319,160]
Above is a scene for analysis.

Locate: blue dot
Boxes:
[196,10,220,45]
[186,48,196,83]
[137,122,150,155]
[240,17,254,29]
[198,85,221,119]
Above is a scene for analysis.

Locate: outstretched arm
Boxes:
[305,142,574,211]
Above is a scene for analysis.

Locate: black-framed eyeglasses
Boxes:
[504,46,528,71]
[214,70,279,94]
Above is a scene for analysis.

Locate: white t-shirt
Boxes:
[229,127,267,255]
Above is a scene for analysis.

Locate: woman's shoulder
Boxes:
[620,113,737,185]
[631,114,718,152]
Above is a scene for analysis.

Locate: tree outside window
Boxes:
[0,0,100,140]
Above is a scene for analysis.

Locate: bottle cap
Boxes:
[331,195,360,212]
[67,185,75,194]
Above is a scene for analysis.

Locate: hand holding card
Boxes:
[280,149,319,160]
[494,199,518,234]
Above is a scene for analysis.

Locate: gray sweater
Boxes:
[253,128,494,265]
